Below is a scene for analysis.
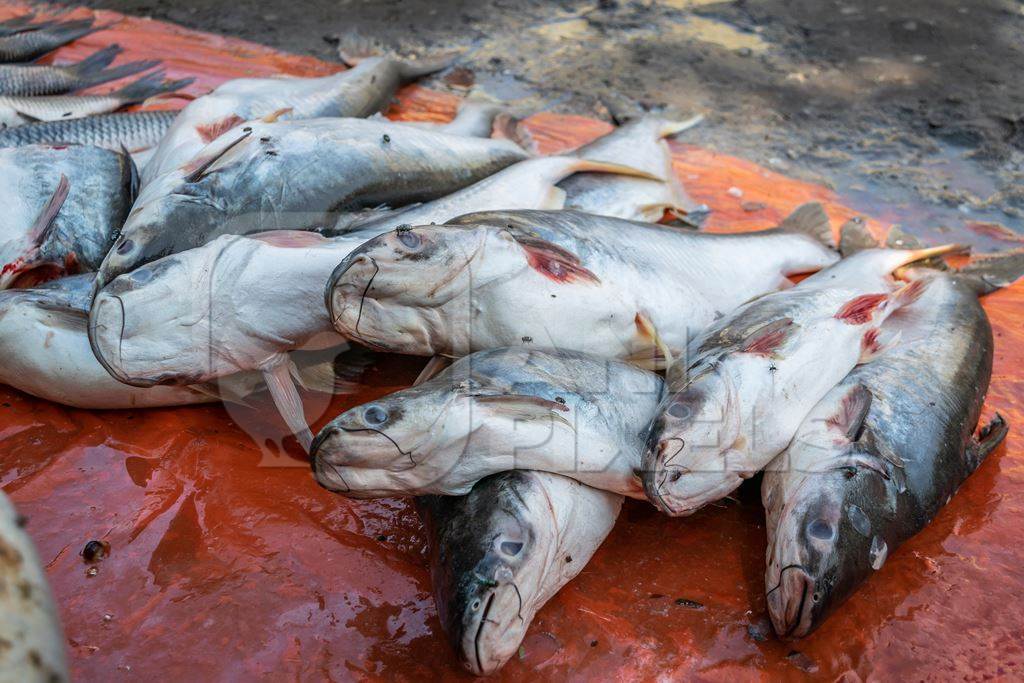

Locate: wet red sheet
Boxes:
[2,3,1023,680]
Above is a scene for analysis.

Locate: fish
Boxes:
[0,274,261,408]
[0,108,177,152]
[93,117,529,292]
[641,241,964,517]
[0,71,193,129]
[326,204,838,364]
[0,490,69,682]
[89,230,379,447]
[141,38,455,184]
[0,144,135,288]
[310,347,664,498]
[0,44,160,96]
[762,251,1022,638]
[560,114,704,222]
[418,469,622,676]
[0,17,107,63]
[327,156,658,235]
[0,13,56,37]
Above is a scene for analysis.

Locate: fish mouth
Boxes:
[643,448,743,516]
[327,254,379,340]
[309,421,419,494]
[766,564,816,639]
[462,579,526,676]
[87,288,141,386]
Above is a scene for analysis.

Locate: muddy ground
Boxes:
[79,0,1024,243]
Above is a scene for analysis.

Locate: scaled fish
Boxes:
[328,156,657,235]
[142,42,454,183]
[0,274,259,408]
[0,71,192,129]
[0,144,134,288]
[89,230,377,447]
[326,205,838,363]
[419,470,622,675]
[0,108,177,151]
[561,114,703,221]
[0,17,106,62]
[0,491,68,682]
[0,44,159,96]
[762,249,1022,639]
[93,117,528,291]
[641,243,962,516]
[310,347,663,498]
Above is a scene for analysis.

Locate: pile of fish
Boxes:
[0,12,1021,678]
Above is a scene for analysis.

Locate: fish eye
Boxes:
[396,229,421,250]
[363,405,388,426]
[500,541,523,556]
[116,238,134,255]
[130,268,153,285]
[806,518,834,541]
[667,401,692,419]
[470,599,481,612]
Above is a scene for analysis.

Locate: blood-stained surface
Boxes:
[1,3,1022,680]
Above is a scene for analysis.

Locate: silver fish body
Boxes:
[0,44,159,96]
[328,156,652,235]
[0,491,69,682]
[0,18,102,63]
[326,205,837,363]
[419,470,622,675]
[0,109,176,151]
[561,114,703,221]
[143,53,452,183]
[0,275,245,409]
[0,144,133,288]
[0,72,192,129]
[94,117,528,291]
[88,230,380,448]
[311,347,664,498]
[762,272,1008,639]
[642,246,958,516]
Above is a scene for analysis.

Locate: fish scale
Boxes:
[0,109,177,151]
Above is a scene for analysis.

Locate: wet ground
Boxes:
[75,0,1024,241]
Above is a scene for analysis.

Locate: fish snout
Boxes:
[309,425,351,492]
[327,253,377,331]
[88,285,134,385]
[642,439,741,517]
[767,565,816,639]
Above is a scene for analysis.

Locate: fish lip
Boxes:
[87,289,142,386]
[767,564,816,639]
[325,252,370,328]
[470,591,497,676]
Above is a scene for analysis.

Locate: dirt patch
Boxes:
[76,0,1024,243]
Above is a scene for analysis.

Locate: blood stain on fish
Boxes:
[835,293,888,324]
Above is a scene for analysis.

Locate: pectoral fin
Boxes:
[263,360,313,452]
[471,393,574,429]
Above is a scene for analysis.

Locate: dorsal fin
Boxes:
[777,202,835,248]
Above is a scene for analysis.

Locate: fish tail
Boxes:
[957,247,1024,295]
[110,71,193,105]
[68,44,122,77]
[658,114,704,139]
[334,32,457,79]
[79,58,164,91]
[970,413,1008,467]
[776,202,836,248]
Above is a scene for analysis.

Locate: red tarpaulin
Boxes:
[1,3,1022,680]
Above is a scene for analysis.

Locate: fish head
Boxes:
[428,471,546,676]
[641,365,745,515]
[327,224,518,355]
[764,452,887,639]
[88,245,221,387]
[309,374,472,493]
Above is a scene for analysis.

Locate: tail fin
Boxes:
[777,202,835,248]
[110,71,194,105]
[334,32,456,80]
[68,44,121,77]
[658,114,704,139]
[969,413,1008,468]
[958,248,1024,295]
[74,49,162,92]
[42,17,105,45]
